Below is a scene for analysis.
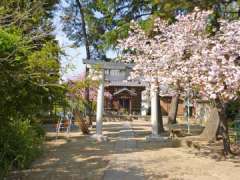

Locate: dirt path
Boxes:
[103,121,144,180]
[8,121,240,180]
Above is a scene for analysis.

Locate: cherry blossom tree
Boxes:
[118,8,240,154]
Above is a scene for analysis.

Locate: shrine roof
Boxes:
[113,88,137,96]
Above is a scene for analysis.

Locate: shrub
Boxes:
[225,98,240,121]
[0,120,45,179]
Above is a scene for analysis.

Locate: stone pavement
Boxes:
[103,121,145,180]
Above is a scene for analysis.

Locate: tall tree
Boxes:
[75,0,91,121]
[61,0,219,58]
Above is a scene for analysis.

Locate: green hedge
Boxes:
[0,120,45,179]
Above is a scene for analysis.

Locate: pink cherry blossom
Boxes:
[118,9,240,102]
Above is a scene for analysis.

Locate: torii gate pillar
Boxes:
[151,86,159,136]
[96,70,104,135]
[91,70,108,142]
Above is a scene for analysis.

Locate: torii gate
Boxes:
[83,59,165,141]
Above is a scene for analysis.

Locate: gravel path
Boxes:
[103,121,144,180]
[7,121,240,180]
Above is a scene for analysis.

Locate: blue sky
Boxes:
[53,7,86,81]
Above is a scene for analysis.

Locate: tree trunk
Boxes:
[157,95,164,133]
[74,108,90,134]
[168,93,180,124]
[215,99,232,155]
[87,115,92,127]
[75,0,90,117]
[87,102,93,127]
[218,109,232,155]
[75,0,91,59]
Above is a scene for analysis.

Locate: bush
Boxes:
[0,120,45,179]
[225,99,240,120]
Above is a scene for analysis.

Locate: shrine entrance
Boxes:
[119,98,130,113]
[113,88,136,115]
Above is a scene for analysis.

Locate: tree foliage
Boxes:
[61,0,221,58]
[0,0,63,177]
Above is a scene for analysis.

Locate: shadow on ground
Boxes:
[7,121,240,180]
[7,121,181,180]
